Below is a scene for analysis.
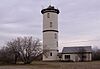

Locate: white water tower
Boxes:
[41,5,60,61]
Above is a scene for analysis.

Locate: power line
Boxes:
[60,39,100,44]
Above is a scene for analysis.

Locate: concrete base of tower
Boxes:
[42,50,58,61]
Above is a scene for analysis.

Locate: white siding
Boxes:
[83,53,92,61]
[61,53,92,62]
[62,54,79,61]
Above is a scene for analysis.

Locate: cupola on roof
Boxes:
[41,5,60,14]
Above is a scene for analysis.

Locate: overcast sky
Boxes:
[0,0,100,50]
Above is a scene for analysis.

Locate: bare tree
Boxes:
[92,47,100,60]
[6,37,42,64]
[0,46,16,64]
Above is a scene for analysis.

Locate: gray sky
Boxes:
[0,0,100,51]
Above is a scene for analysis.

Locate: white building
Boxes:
[41,5,60,61]
[59,46,92,62]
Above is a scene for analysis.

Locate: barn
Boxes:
[59,46,92,62]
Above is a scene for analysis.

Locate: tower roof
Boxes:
[41,5,60,14]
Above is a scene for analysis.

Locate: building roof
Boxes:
[62,46,92,54]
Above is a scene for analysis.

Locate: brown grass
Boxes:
[0,61,100,69]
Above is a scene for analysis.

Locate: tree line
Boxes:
[0,37,42,64]
[92,47,100,61]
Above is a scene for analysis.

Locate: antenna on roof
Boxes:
[49,0,51,6]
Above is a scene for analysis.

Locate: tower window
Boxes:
[50,22,52,27]
[54,33,57,39]
[50,52,52,56]
[50,22,53,27]
[57,42,58,47]
[47,13,50,18]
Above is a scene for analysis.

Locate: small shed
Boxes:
[60,46,92,62]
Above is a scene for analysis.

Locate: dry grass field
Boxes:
[0,61,100,69]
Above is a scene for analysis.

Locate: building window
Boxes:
[65,55,70,60]
[50,22,52,27]
[47,13,50,18]
[54,33,57,39]
[50,52,52,56]
[82,55,86,58]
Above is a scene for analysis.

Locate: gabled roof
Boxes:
[62,46,92,54]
